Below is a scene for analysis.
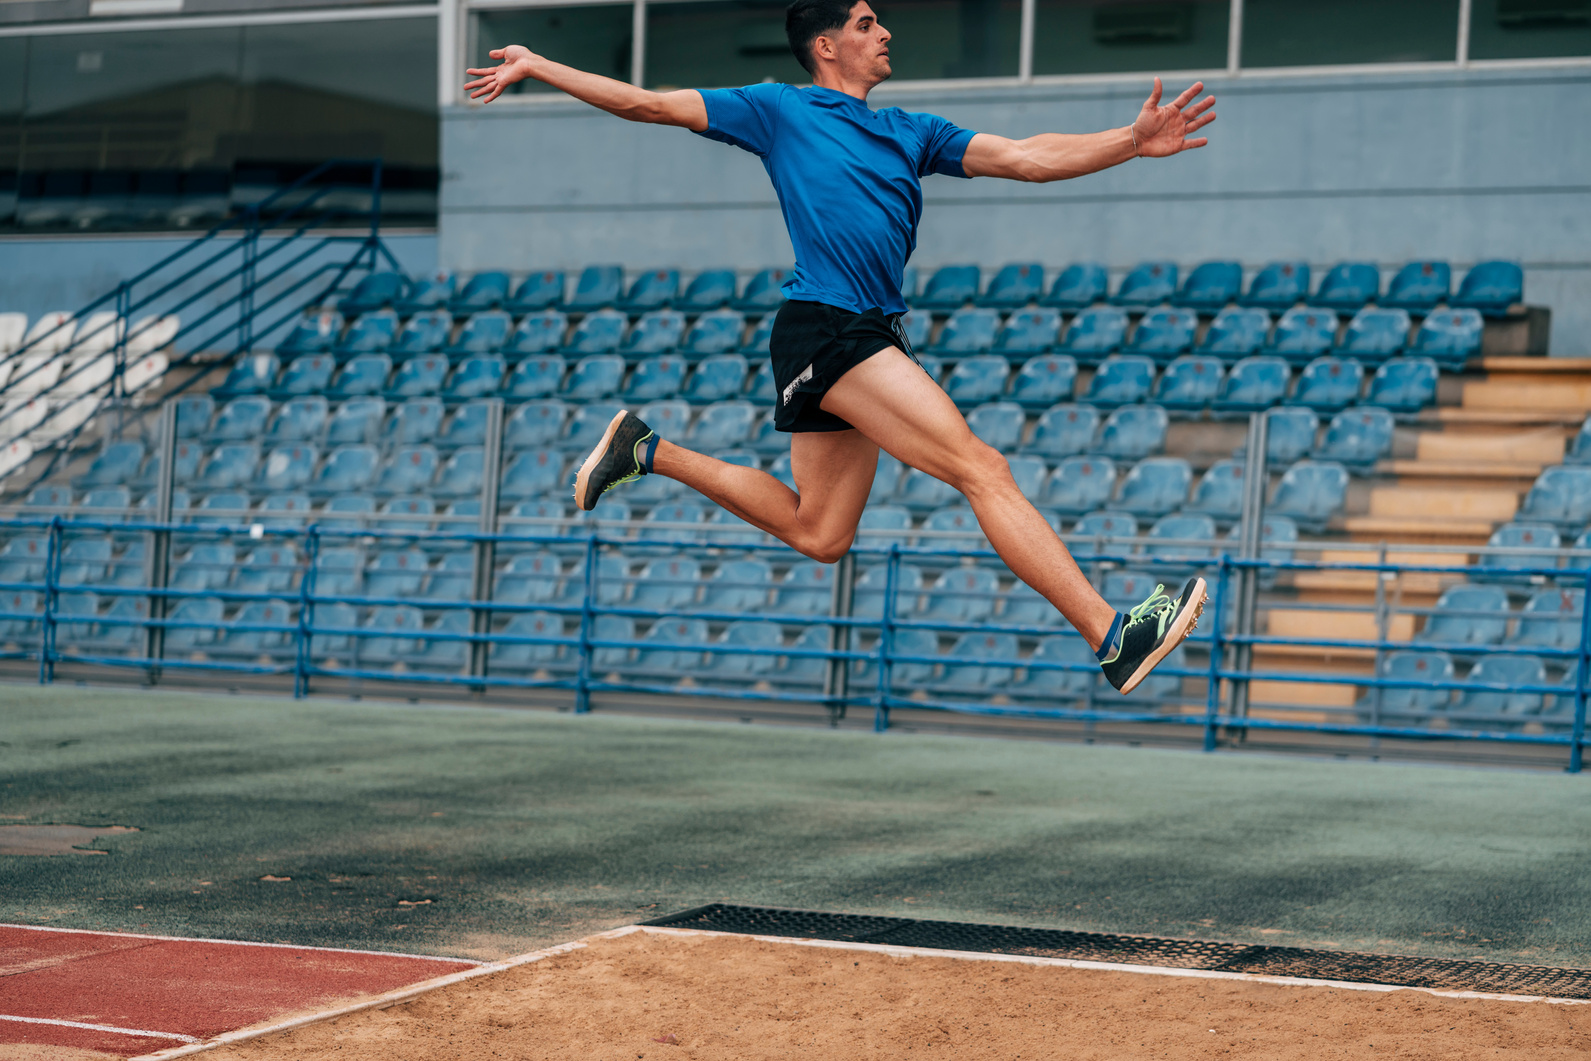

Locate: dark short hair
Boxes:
[786,0,860,75]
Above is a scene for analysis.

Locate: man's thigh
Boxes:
[788,428,878,534]
[818,347,980,483]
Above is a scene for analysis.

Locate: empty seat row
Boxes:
[1358,648,1579,723]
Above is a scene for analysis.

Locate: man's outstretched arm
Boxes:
[463,45,708,131]
[961,77,1214,182]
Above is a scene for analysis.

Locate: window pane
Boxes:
[1242,0,1460,67]
[1032,0,1228,76]
[0,39,24,174]
[646,0,804,89]
[476,6,634,94]
[240,19,438,168]
[1469,0,1591,59]
[874,0,1022,80]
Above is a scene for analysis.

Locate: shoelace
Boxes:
[1125,585,1174,628]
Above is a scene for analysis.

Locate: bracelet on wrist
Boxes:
[1130,123,1140,156]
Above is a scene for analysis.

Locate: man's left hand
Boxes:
[1132,78,1216,157]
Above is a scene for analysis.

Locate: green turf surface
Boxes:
[4,683,1590,966]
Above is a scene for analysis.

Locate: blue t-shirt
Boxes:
[695,82,976,316]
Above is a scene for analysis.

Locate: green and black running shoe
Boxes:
[1099,577,1208,694]
[573,409,655,511]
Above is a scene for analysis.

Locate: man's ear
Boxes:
[812,33,837,63]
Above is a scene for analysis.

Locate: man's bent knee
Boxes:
[792,528,855,565]
[945,439,1016,498]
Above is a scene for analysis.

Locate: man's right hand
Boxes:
[464,46,539,104]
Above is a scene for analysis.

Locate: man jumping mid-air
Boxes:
[464,0,1217,694]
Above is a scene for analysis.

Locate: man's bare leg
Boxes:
[820,348,1118,650]
[651,430,877,565]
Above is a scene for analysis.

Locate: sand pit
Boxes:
[170,929,1591,1061]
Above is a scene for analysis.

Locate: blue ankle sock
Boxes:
[1095,612,1125,662]
[640,434,660,474]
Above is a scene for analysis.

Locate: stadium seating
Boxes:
[1212,356,1288,412]
[565,265,624,312]
[1381,261,1450,312]
[996,309,1062,355]
[1418,583,1511,645]
[1007,354,1076,408]
[1041,456,1116,516]
[733,268,791,312]
[1268,460,1348,531]
[1454,655,1549,719]
[391,310,452,357]
[1072,510,1137,542]
[1266,308,1336,364]
[1185,459,1245,521]
[1083,356,1154,408]
[1172,261,1241,312]
[451,272,510,314]
[1517,466,1591,530]
[1154,355,1223,410]
[1356,650,1454,721]
[506,271,565,314]
[1092,404,1168,460]
[682,309,745,357]
[1042,263,1108,310]
[1410,309,1483,370]
[445,311,512,359]
[1111,262,1177,307]
[1114,457,1192,518]
[1125,308,1198,363]
[679,269,738,312]
[1290,356,1363,412]
[943,354,1009,404]
[619,269,680,314]
[1363,357,1438,412]
[1309,262,1380,312]
[1479,522,1561,584]
[965,402,1024,451]
[1196,307,1269,361]
[333,312,397,357]
[927,308,1000,355]
[1451,261,1523,317]
[1057,307,1128,364]
[1312,407,1394,471]
[1336,307,1410,364]
[1510,588,1584,650]
[1144,513,1217,576]
[338,273,408,317]
[916,264,982,311]
[979,263,1044,308]
[1240,261,1309,311]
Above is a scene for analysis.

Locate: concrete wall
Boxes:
[439,65,1591,355]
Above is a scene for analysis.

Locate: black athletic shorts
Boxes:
[768,299,917,433]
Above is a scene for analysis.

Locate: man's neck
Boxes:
[810,69,877,102]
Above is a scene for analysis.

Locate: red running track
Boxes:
[0,924,478,1057]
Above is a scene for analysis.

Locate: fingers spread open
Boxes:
[1184,95,1216,118]
[1181,137,1209,150]
[1186,111,1216,133]
[1145,76,1163,108]
[1170,81,1203,109]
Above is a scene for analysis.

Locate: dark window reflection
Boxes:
[1242,0,1459,67]
[874,0,1022,80]
[475,6,634,93]
[1032,0,1228,76]
[646,0,803,89]
[1469,0,1591,59]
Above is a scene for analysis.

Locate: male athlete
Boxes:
[464,0,1216,693]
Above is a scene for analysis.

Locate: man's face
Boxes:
[820,2,892,84]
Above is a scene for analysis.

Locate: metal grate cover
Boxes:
[644,903,1591,999]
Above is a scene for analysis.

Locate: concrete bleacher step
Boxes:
[1290,550,1461,595]
[1261,607,1415,660]
[1344,484,1519,543]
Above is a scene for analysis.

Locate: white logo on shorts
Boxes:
[782,364,814,406]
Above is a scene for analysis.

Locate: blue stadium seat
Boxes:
[1410,309,1483,371]
[0,588,41,640]
[211,353,279,398]
[209,396,271,441]
[1568,415,1591,465]
[338,272,407,316]
[900,266,919,302]
[409,610,471,669]
[1309,262,1380,312]
[386,397,445,444]
[897,468,958,511]
[1024,403,1099,459]
[451,271,510,314]
[375,496,434,536]
[311,546,364,597]
[1511,588,1584,650]
[683,354,750,402]
[77,488,132,525]
[565,265,624,312]
[1248,406,1319,466]
[853,563,924,620]
[706,620,784,680]
[1240,261,1310,311]
[256,443,317,493]
[1269,460,1348,532]
[357,604,426,665]
[921,504,981,543]
[640,500,706,544]
[257,492,311,529]
[175,395,215,438]
[503,354,566,400]
[1362,357,1438,413]
[631,617,707,674]
[491,611,566,671]
[0,536,48,583]
[1292,356,1364,412]
[1416,583,1511,646]
[235,545,300,595]
[622,355,685,401]
[924,566,1000,623]
[1517,466,1591,529]
[855,505,912,550]
[679,269,738,312]
[196,443,259,490]
[1008,354,1076,407]
[385,354,448,398]
[24,485,72,511]
[390,310,453,358]
[733,268,792,312]
[562,309,628,356]
[277,310,342,356]
[1336,307,1411,364]
[900,309,932,349]
[1196,307,1270,361]
[74,440,145,489]
[943,353,1009,403]
[978,262,1044,308]
[1083,355,1155,408]
[620,269,681,314]
[1153,355,1223,410]
[438,401,492,448]
[506,271,565,314]
[444,355,506,400]
[742,364,777,413]
[1099,569,1162,611]
[559,554,631,608]
[775,561,835,617]
[965,401,1024,452]
[171,541,236,592]
[1381,261,1451,312]
[739,314,775,356]
[633,554,701,611]
[1041,456,1117,516]
[54,590,100,644]
[867,452,904,502]
[1312,407,1393,470]
[433,447,485,499]
[629,400,689,445]
[1229,515,1300,589]
[996,581,1057,627]
[1071,509,1137,542]
[561,354,625,400]
[702,557,773,612]
[1355,650,1454,722]
[768,453,797,490]
[1455,655,1549,719]
[495,551,563,604]
[1173,261,1242,312]
[681,309,745,358]
[444,310,512,359]
[332,311,397,358]
[1266,308,1337,364]
[916,354,944,383]
[1011,635,1097,698]
[1008,455,1047,500]
[1111,261,1176,308]
[365,547,428,598]
[1478,522,1560,585]
[1114,457,1192,517]
[1186,459,1245,521]
[927,307,1000,354]
[164,597,225,654]
[1057,306,1128,365]
[1212,355,1289,413]
[1042,263,1108,310]
[1452,261,1523,317]
[499,449,565,500]
[1092,403,1168,460]
[395,273,455,315]
[915,264,982,311]
[190,490,250,527]
[681,400,752,449]
[264,396,328,442]
[161,442,203,486]
[1126,308,1198,363]
[1145,513,1217,576]
[624,309,687,355]
[995,308,1061,355]
[939,630,1019,690]
[504,310,569,357]
[328,354,391,398]
[372,445,438,496]
[58,536,112,586]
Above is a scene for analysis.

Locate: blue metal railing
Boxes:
[3,515,1585,770]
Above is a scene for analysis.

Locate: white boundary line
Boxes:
[0,922,482,966]
[0,1013,198,1044]
[118,922,1591,1060]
